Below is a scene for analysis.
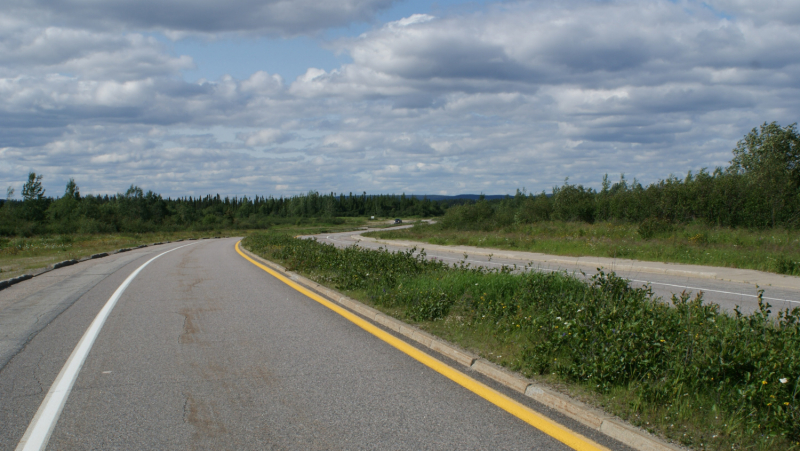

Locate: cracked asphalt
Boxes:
[0,238,627,450]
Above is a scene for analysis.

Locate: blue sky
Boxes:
[173,36,350,83]
[172,0,494,83]
[1,0,799,197]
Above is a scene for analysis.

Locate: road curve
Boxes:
[306,228,800,315]
[0,238,631,450]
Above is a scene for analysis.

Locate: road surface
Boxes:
[0,238,629,450]
[306,228,800,315]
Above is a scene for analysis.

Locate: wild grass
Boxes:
[0,231,222,279]
[0,218,367,279]
[243,232,800,450]
[364,221,800,275]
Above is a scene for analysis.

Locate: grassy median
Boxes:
[364,221,800,276]
[243,232,800,451]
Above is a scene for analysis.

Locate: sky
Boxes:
[1,0,799,198]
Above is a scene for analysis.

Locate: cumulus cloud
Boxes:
[238,128,290,147]
[3,0,397,37]
[315,1,800,90]
[705,0,800,25]
[2,0,800,197]
[0,27,194,82]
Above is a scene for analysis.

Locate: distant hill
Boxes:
[408,194,509,201]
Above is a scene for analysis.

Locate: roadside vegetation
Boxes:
[0,219,369,280]
[0,173,445,278]
[367,122,800,275]
[1,177,445,237]
[243,232,800,450]
[366,221,800,275]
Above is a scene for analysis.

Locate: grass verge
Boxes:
[364,221,800,276]
[243,232,800,451]
[0,218,368,280]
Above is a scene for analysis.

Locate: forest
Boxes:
[439,122,800,231]
[0,183,446,236]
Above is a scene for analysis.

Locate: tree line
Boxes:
[440,122,800,231]
[3,121,796,236]
[0,179,446,236]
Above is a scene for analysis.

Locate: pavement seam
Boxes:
[238,245,685,451]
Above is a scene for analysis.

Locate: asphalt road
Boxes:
[307,228,800,315]
[0,238,629,450]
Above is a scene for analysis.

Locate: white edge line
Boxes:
[627,279,800,304]
[15,242,195,451]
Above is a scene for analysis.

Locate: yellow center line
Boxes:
[235,241,610,451]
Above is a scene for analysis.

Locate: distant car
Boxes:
[394,218,402,224]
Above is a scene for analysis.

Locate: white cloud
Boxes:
[326,0,800,90]
[390,14,435,28]
[0,28,193,80]
[705,0,800,25]
[238,128,289,147]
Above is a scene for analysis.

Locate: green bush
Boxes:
[773,256,800,276]
[637,218,674,240]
